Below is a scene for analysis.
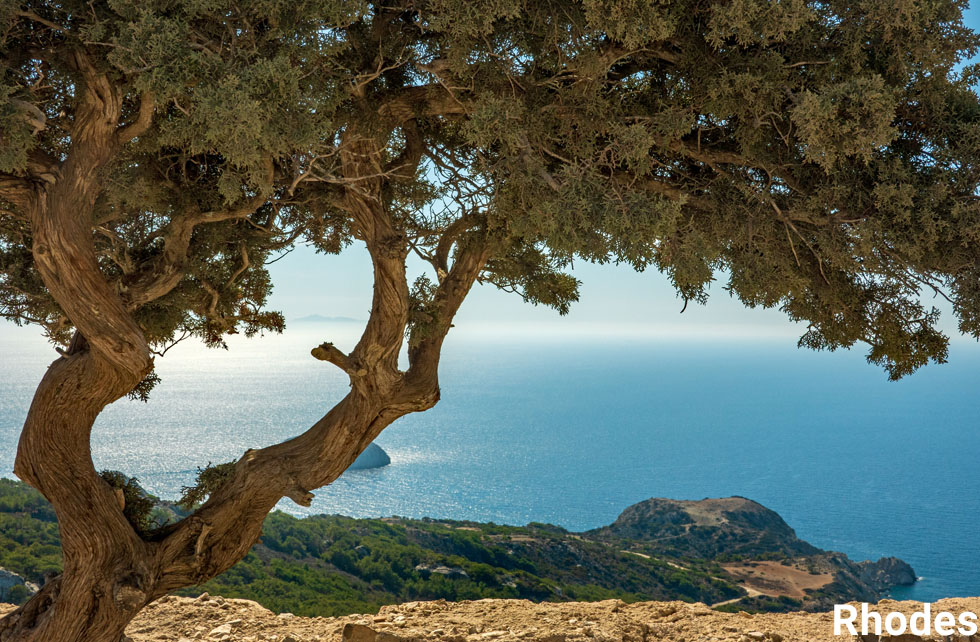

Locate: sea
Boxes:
[1,321,979,603]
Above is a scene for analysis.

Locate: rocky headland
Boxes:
[584,496,916,611]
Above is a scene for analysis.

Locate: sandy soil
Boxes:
[722,561,834,599]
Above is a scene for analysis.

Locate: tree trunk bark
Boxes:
[0,64,160,640]
[0,79,489,642]
[1,375,415,642]
[0,330,435,642]
[1,350,155,642]
[0,564,147,642]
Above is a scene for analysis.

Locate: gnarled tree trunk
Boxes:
[0,76,489,641]
[2,57,158,640]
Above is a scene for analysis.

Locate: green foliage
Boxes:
[179,511,744,614]
[583,0,676,48]
[706,0,812,47]
[714,595,803,614]
[406,275,440,349]
[0,87,37,174]
[0,479,748,616]
[178,461,237,510]
[98,471,159,537]
[0,480,62,586]
[3,0,980,381]
[792,76,899,170]
[6,584,31,605]
[127,370,162,403]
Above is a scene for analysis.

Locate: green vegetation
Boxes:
[0,479,740,615]
[0,481,909,617]
[713,596,804,614]
[98,471,160,537]
[177,462,237,512]
[0,479,61,584]
[180,512,741,616]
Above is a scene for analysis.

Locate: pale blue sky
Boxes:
[266,2,980,342]
[268,242,811,339]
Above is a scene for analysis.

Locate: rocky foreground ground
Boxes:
[9,594,980,641]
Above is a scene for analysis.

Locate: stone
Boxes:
[0,568,32,602]
[344,624,379,642]
[347,443,391,470]
[341,623,410,642]
[208,623,233,637]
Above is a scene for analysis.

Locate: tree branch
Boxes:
[116,92,155,142]
[405,229,494,396]
[15,10,65,33]
[124,161,273,309]
[0,176,35,212]
[434,212,484,275]
[382,119,424,179]
[311,342,366,377]
[377,84,470,124]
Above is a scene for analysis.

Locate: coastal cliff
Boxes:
[585,497,915,611]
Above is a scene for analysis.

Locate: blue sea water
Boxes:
[2,322,979,603]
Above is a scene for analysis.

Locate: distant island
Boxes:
[0,480,913,616]
[348,443,391,470]
[291,314,364,324]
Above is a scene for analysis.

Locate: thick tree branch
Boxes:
[29,55,150,378]
[383,119,424,179]
[0,148,60,211]
[405,230,494,397]
[0,176,35,212]
[116,92,155,142]
[434,212,484,275]
[124,161,274,309]
[378,84,470,124]
[152,112,449,591]
[122,200,265,308]
[9,59,161,641]
[337,121,414,384]
[311,342,367,377]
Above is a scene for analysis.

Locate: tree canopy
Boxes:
[2,0,979,378]
[2,1,980,640]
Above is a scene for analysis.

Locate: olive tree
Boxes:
[2,0,980,640]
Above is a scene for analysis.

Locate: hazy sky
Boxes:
[268,241,812,339]
[264,2,980,345]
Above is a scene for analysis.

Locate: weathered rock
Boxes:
[0,568,35,602]
[859,557,918,591]
[2,594,979,642]
[347,443,391,470]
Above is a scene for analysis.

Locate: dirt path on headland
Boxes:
[722,561,835,599]
[5,594,980,641]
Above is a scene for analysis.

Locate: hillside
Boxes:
[586,497,820,558]
[0,480,913,616]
